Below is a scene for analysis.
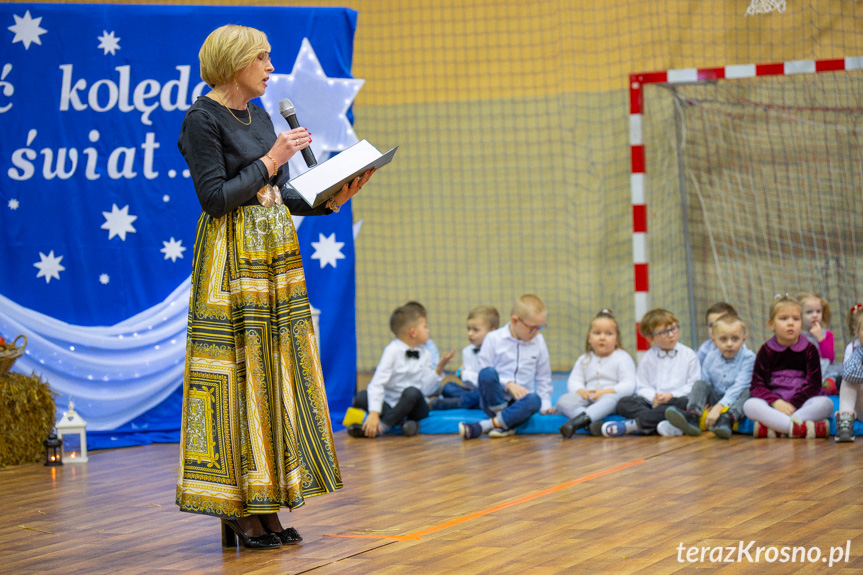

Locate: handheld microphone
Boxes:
[278,98,317,167]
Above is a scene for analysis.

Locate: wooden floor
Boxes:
[2,432,862,575]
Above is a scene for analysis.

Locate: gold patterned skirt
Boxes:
[176,205,342,518]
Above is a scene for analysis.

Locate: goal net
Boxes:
[641,67,863,353]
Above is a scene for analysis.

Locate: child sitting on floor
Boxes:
[664,313,755,439]
[431,305,499,411]
[798,291,839,395]
[697,302,738,365]
[348,303,454,438]
[835,304,863,442]
[404,301,442,366]
[743,295,833,438]
[557,309,636,438]
[458,294,553,439]
[602,308,699,437]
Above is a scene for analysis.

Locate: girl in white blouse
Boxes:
[558,309,636,438]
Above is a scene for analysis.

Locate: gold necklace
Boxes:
[214,91,251,126]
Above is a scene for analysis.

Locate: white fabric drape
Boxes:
[0,279,190,430]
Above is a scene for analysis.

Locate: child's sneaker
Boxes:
[346,423,366,438]
[601,421,630,437]
[709,412,734,440]
[657,420,683,436]
[402,420,419,437]
[790,418,829,439]
[459,421,483,440]
[488,428,516,438]
[835,412,855,442]
[823,377,839,396]
[753,421,787,438]
[664,406,702,436]
[588,420,605,437]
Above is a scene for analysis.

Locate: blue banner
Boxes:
[0,4,360,443]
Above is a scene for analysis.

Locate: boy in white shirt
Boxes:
[459,295,554,439]
[348,304,455,438]
[602,308,700,437]
[404,301,441,365]
[431,305,499,410]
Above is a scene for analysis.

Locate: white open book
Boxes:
[287,139,398,208]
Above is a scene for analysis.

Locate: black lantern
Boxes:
[43,433,63,466]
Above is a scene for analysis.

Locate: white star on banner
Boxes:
[310,232,345,269]
[8,198,19,210]
[8,11,47,50]
[99,274,110,285]
[160,237,186,262]
[34,250,65,283]
[101,204,137,241]
[260,38,364,177]
[97,30,120,55]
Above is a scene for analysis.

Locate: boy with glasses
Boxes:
[602,308,700,436]
[459,294,553,439]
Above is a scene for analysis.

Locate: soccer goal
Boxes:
[630,58,863,354]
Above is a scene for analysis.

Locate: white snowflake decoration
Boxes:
[34,250,65,283]
[97,30,120,55]
[8,10,47,50]
[101,204,138,241]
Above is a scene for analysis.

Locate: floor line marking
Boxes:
[324,458,645,541]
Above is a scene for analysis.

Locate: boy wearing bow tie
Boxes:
[347,304,455,438]
[602,308,700,436]
[431,305,500,410]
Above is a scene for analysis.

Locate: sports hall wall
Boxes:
[42,1,863,371]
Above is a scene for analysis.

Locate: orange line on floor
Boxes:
[325,459,645,541]
[326,533,421,541]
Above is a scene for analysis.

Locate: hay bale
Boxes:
[0,372,56,467]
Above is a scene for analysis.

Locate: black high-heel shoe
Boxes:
[221,518,282,549]
[268,526,303,545]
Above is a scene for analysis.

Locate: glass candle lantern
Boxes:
[55,400,88,463]
[43,433,62,466]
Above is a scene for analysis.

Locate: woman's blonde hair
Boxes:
[199,25,270,87]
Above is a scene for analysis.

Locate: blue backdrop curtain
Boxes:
[0,4,360,448]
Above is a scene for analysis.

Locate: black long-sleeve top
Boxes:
[177,96,330,219]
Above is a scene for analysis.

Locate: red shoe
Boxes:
[823,378,839,396]
[790,419,829,439]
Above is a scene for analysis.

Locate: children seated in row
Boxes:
[353,294,853,441]
[430,305,499,411]
[347,303,454,438]
[664,313,755,439]
[602,309,700,437]
[459,294,554,439]
[742,295,834,438]
[835,304,863,442]
[557,309,636,438]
